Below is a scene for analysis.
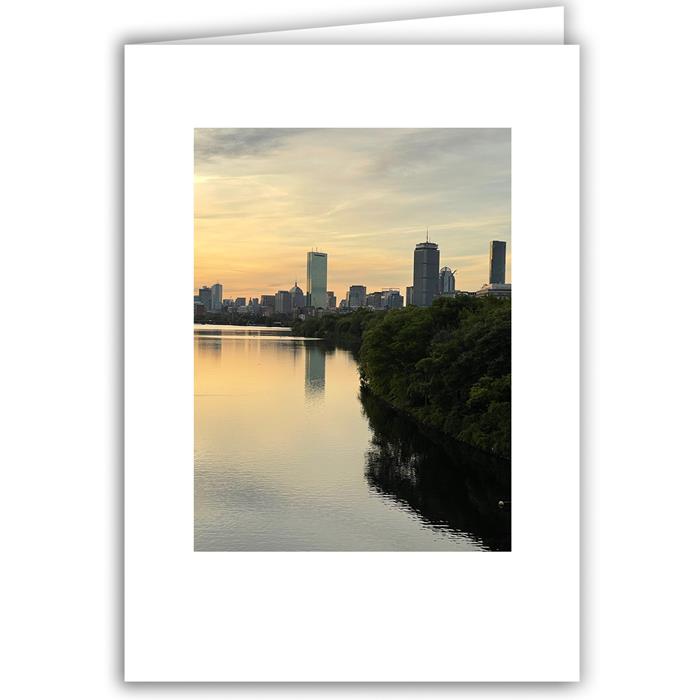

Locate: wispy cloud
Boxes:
[195,128,310,162]
[195,128,510,297]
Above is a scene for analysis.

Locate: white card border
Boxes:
[125,44,579,682]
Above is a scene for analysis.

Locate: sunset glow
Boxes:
[194,128,511,299]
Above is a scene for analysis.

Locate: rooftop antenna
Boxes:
[426,226,429,243]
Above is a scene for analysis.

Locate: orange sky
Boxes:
[194,128,510,300]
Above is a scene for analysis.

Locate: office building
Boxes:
[211,283,223,311]
[489,240,507,285]
[476,283,511,298]
[234,297,246,307]
[439,267,456,296]
[367,289,403,310]
[366,291,384,309]
[260,294,276,310]
[384,289,403,309]
[327,291,337,309]
[306,250,328,309]
[346,285,367,309]
[275,290,292,315]
[412,240,440,307]
[405,286,414,306]
[290,282,305,310]
[194,301,206,319]
[198,286,212,311]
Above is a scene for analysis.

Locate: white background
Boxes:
[125,44,578,682]
[2,0,699,697]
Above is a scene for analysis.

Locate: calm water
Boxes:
[195,325,510,551]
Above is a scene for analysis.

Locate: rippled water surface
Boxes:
[195,325,510,551]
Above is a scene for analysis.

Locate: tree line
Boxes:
[292,295,511,459]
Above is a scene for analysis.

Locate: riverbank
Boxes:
[195,325,499,550]
[292,296,511,460]
[360,385,510,549]
[194,313,292,327]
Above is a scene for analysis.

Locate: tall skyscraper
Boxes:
[489,241,507,284]
[306,251,328,309]
[211,283,223,311]
[439,267,456,296]
[412,241,440,307]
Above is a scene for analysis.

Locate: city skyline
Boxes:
[195,241,510,310]
[195,128,511,298]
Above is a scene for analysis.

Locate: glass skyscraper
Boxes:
[211,283,223,311]
[489,241,507,284]
[306,251,328,309]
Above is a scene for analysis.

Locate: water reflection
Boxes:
[195,329,222,357]
[360,388,511,551]
[194,325,507,551]
[304,344,326,399]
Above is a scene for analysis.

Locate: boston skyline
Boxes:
[194,128,511,299]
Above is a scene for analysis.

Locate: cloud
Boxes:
[194,128,511,297]
[194,128,309,162]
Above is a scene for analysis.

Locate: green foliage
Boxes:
[294,296,511,459]
[291,308,379,346]
[195,311,291,326]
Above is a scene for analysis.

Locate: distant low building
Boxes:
[194,301,206,319]
[275,290,292,314]
[346,285,367,309]
[476,283,511,298]
[234,297,246,307]
[290,282,305,310]
[367,289,403,310]
[260,294,276,310]
[327,291,337,309]
[366,291,384,309]
[439,267,456,296]
[198,286,212,311]
[405,286,414,306]
[384,289,403,309]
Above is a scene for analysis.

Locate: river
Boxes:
[195,325,510,551]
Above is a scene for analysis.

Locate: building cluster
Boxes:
[194,237,510,320]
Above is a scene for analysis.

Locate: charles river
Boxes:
[195,325,510,551]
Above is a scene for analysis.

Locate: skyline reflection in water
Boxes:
[194,325,510,551]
